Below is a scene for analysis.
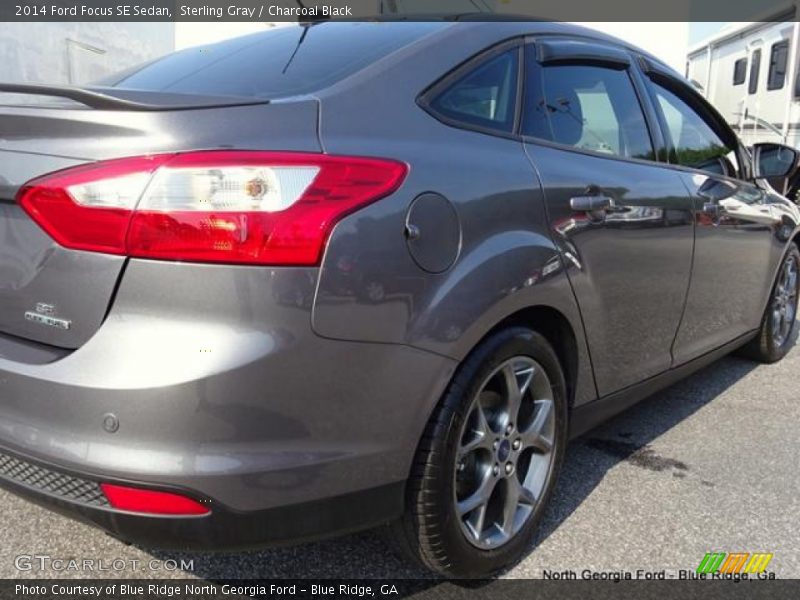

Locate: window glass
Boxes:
[733,58,747,86]
[98,22,445,99]
[430,48,519,132]
[767,40,790,91]
[749,49,762,95]
[649,80,739,177]
[523,55,653,160]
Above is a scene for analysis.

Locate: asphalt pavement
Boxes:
[2,342,798,580]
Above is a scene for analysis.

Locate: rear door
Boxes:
[641,66,782,363]
[521,39,695,396]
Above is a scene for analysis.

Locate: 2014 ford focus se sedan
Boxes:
[0,20,798,577]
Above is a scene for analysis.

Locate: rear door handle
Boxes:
[570,195,614,212]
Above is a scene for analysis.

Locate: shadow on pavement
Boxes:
[146,354,760,584]
[528,354,759,552]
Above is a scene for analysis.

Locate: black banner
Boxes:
[2,580,800,600]
[0,0,798,22]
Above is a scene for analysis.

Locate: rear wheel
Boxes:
[392,328,567,577]
[741,244,800,363]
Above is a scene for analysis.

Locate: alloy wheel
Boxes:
[772,253,799,348]
[454,356,555,549]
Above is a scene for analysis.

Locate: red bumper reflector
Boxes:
[101,483,210,516]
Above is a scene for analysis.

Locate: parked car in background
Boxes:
[0,19,798,577]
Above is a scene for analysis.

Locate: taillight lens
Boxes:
[18,151,407,266]
[101,483,210,516]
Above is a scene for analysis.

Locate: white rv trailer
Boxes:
[687,11,800,148]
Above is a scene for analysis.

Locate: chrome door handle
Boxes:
[570,195,614,212]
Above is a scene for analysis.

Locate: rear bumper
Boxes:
[0,444,403,549]
[0,260,456,547]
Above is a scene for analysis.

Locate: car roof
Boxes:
[353,17,682,81]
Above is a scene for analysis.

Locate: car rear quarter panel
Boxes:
[311,25,596,407]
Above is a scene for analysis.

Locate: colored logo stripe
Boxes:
[720,553,749,573]
[744,553,773,574]
[697,552,726,574]
[697,552,773,574]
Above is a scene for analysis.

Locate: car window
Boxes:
[429,48,519,133]
[648,79,740,178]
[97,22,446,99]
[522,52,654,160]
[733,58,747,86]
[749,49,762,95]
[768,40,790,91]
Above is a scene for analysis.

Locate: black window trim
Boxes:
[519,36,661,168]
[417,37,525,142]
[535,38,631,69]
[767,39,790,91]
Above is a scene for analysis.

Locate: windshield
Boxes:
[97,22,446,99]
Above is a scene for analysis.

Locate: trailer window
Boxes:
[795,68,800,98]
[749,49,762,95]
[767,40,790,91]
[732,58,747,86]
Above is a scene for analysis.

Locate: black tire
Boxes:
[391,327,568,577]
[740,243,800,363]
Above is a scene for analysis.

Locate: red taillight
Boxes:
[18,151,407,266]
[101,483,210,516]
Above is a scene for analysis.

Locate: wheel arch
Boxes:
[471,305,581,410]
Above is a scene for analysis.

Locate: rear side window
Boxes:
[99,22,444,99]
[768,40,790,91]
[733,58,747,86]
[648,79,739,177]
[522,52,654,160]
[749,49,762,95]
[429,48,519,133]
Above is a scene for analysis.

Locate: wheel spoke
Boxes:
[457,472,495,516]
[520,399,554,453]
[502,362,534,425]
[787,302,797,322]
[458,405,493,459]
[518,482,537,507]
[501,479,521,537]
[787,268,797,294]
[465,503,488,539]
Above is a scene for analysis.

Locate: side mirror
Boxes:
[753,142,799,179]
